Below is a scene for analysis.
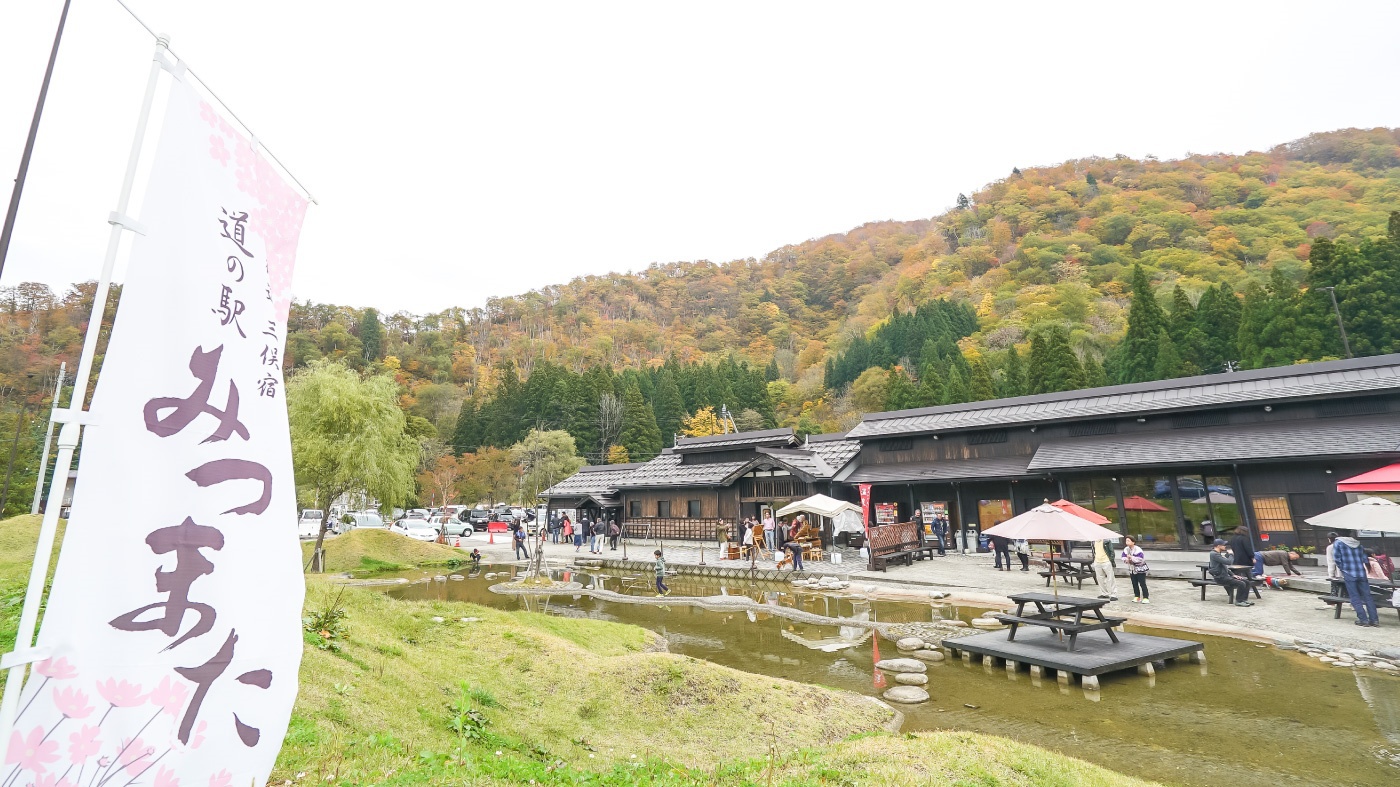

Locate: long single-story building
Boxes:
[839,353,1400,552]
[544,353,1400,554]
[542,428,861,543]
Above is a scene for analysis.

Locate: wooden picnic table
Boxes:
[995,592,1126,652]
[1195,563,1258,581]
[1328,577,1398,598]
[1040,557,1097,590]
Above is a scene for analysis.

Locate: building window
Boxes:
[1250,496,1295,533]
[628,501,641,518]
[687,500,701,517]
[657,500,672,518]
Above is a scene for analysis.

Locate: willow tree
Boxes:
[289,360,419,571]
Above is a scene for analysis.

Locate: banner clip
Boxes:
[154,50,185,79]
[0,647,53,671]
[107,212,147,235]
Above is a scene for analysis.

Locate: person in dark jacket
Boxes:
[1209,539,1253,606]
[988,532,1012,571]
[1228,527,1257,575]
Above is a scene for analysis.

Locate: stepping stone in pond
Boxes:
[874,658,927,674]
[883,686,930,704]
[970,618,1005,629]
[896,637,925,651]
[894,672,928,686]
[910,649,945,662]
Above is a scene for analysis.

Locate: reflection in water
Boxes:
[388,565,1399,787]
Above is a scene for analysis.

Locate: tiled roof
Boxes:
[807,438,861,475]
[840,456,1034,483]
[611,452,752,488]
[674,428,796,451]
[541,463,647,498]
[1028,416,1400,471]
[847,354,1400,439]
[756,448,834,481]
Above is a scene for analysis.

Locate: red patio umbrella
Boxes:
[1337,463,1400,493]
[1108,495,1170,512]
[1048,499,1111,525]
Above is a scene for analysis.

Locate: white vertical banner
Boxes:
[6,77,308,786]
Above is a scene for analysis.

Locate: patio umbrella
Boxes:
[1108,495,1170,512]
[1336,463,1400,493]
[1048,499,1112,525]
[1304,496,1400,534]
[982,504,1124,603]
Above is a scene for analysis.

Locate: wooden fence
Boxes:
[622,517,733,542]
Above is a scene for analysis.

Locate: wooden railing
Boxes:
[622,517,733,542]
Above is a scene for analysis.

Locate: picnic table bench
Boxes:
[1322,578,1399,622]
[1190,564,1265,601]
[867,522,938,571]
[1038,557,1097,590]
[993,592,1127,652]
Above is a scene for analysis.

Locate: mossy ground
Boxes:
[1,516,1155,785]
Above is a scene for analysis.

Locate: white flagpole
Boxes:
[0,36,178,748]
[28,361,64,515]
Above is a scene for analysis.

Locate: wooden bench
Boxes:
[1038,569,1096,590]
[868,523,934,571]
[1319,594,1400,621]
[992,614,1128,652]
[1189,577,1263,601]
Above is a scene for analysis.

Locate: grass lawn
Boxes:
[1,515,1155,786]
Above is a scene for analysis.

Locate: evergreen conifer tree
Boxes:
[765,358,781,382]
[1152,329,1184,380]
[1028,325,1085,393]
[450,398,481,454]
[619,380,663,462]
[885,368,917,410]
[999,345,1026,397]
[1114,265,1167,383]
[1081,353,1107,388]
[914,365,944,407]
[969,358,996,401]
[653,369,686,447]
[359,308,384,362]
[942,366,970,404]
[1196,284,1241,372]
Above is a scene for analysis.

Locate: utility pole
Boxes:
[1322,286,1353,359]
[30,362,64,514]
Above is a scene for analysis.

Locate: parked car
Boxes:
[391,519,439,542]
[341,512,386,532]
[466,507,492,527]
[298,510,324,539]
[435,514,475,539]
[406,509,430,520]
[1153,479,1235,498]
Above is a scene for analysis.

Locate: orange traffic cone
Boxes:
[488,528,495,545]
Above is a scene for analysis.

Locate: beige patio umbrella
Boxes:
[982,504,1123,601]
[1305,496,1400,533]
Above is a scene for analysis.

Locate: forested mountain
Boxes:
[3,128,1399,503]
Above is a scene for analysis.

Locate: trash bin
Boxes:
[977,534,991,553]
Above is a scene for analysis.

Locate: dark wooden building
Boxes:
[538,462,645,524]
[544,429,860,542]
[838,354,1400,552]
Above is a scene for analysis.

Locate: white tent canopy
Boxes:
[1305,496,1400,534]
[777,494,860,520]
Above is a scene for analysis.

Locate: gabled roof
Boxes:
[846,354,1400,439]
[806,437,861,475]
[839,456,1035,484]
[1027,415,1400,471]
[674,427,796,452]
[541,463,647,499]
[610,452,753,489]
[756,448,834,482]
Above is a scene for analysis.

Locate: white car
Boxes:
[298,510,324,539]
[391,519,440,542]
[339,512,386,533]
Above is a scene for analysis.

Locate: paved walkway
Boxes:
[452,531,1400,655]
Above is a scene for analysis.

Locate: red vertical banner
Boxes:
[858,483,872,537]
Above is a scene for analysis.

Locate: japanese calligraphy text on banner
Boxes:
[12,77,308,786]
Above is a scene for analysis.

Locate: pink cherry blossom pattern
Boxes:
[6,725,58,774]
[34,658,76,680]
[148,676,189,718]
[207,769,231,787]
[199,102,218,128]
[66,725,100,765]
[209,135,230,167]
[116,738,153,777]
[153,765,180,787]
[51,686,92,720]
[190,720,207,750]
[95,679,144,707]
[31,772,75,787]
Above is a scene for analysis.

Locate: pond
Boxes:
[386,565,1400,787]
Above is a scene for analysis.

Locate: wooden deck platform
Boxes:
[943,628,1204,690]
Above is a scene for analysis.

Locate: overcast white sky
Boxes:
[2,1,1398,314]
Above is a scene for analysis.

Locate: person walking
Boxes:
[653,550,670,596]
[1121,535,1149,603]
[513,523,531,561]
[572,516,585,552]
[989,532,1012,571]
[1333,534,1379,626]
[590,517,604,554]
[1325,532,1342,580]
[1014,539,1030,571]
[934,515,947,556]
[1091,537,1118,601]
[607,518,620,551]
[1209,539,1252,607]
